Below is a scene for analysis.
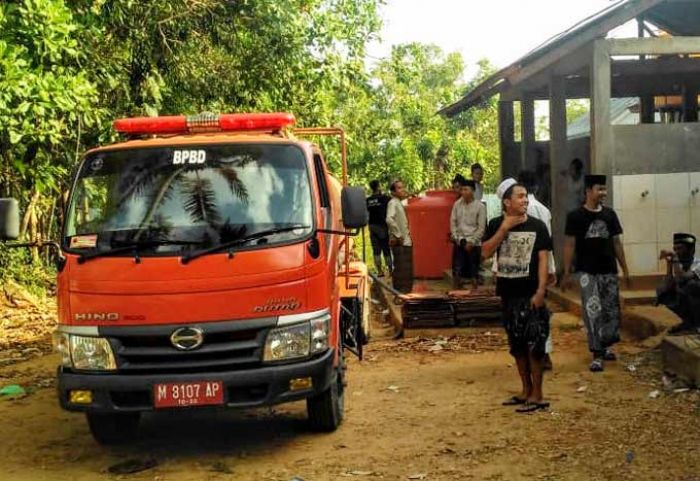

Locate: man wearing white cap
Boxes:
[482,178,552,413]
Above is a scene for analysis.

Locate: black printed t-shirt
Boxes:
[565,206,623,275]
[366,193,390,226]
[483,216,553,299]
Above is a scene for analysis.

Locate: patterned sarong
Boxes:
[579,273,621,353]
[501,297,550,359]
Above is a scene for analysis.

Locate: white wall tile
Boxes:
[692,208,700,237]
[625,242,661,274]
[656,207,690,243]
[620,174,655,211]
[621,208,657,244]
[655,173,689,208]
[691,173,700,211]
[612,175,622,210]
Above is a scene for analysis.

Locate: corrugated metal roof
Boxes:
[439,0,689,117]
[567,97,639,140]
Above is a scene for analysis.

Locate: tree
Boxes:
[335,43,468,193]
[0,0,100,245]
[445,59,501,190]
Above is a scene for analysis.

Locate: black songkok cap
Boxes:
[584,174,607,188]
[453,174,467,184]
[673,233,696,245]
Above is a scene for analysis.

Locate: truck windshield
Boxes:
[64,143,314,256]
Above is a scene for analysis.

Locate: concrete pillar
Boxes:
[590,39,614,204]
[498,101,516,178]
[683,84,698,123]
[520,95,536,170]
[640,96,655,124]
[549,75,568,273]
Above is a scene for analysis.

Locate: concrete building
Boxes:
[440,0,700,276]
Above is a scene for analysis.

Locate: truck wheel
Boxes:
[86,412,140,445]
[307,368,344,432]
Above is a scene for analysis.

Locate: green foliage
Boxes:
[0,0,99,197]
[0,0,506,293]
[335,46,500,193]
[0,245,55,297]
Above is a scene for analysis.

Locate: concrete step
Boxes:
[547,287,680,341]
[662,335,700,387]
[547,286,657,312]
[546,287,582,317]
[620,289,657,307]
[622,305,681,340]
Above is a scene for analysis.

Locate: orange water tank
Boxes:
[406,190,457,279]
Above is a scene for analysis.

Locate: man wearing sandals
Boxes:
[562,174,630,372]
[482,178,552,413]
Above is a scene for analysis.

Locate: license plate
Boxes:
[153,381,224,408]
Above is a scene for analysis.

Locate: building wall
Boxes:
[612,123,700,274]
[613,123,700,175]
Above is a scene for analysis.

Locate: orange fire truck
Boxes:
[0,113,370,444]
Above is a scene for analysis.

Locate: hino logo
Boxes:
[74,312,119,321]
[170,327,204,351]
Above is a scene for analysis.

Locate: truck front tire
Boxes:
[86,412,140,445]
[307,368,344,432]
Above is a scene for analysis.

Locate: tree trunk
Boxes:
[20,190,40,240]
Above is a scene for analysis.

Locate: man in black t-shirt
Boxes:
[482,178,552,413]
[366,180,392,276]
[562,174,630,373]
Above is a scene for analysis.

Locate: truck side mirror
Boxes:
[0,198,20,241]
[341,187,368,229]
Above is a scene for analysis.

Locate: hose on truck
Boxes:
[367,271,406,340]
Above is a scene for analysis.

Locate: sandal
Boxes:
[589,358,604,372]
[502,396,527,406]
[516,401,550,413]
[603,350,617,361]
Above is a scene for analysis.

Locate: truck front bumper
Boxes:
[58,349,335,413]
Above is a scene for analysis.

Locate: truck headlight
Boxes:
[263,310,332,362]
[53,331,117,371]
[310,315,330,354]
[263,323,311,362]
[70,336,117,371]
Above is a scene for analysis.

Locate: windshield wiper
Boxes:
[77,240,205,264]
[181,225,311,264]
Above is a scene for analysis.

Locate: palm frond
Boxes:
[181,176,221,225]
[217,167,249,205]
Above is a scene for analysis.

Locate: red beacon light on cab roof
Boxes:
[113,112,296,136]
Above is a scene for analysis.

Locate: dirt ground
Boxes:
[1,300,699,481]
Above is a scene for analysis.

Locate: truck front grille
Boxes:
[100,318,277,374]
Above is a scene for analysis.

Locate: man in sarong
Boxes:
[562,174,630,372]
[386,180,413,294]
[483,178,552,413]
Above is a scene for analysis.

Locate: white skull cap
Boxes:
[496,178,518,200]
